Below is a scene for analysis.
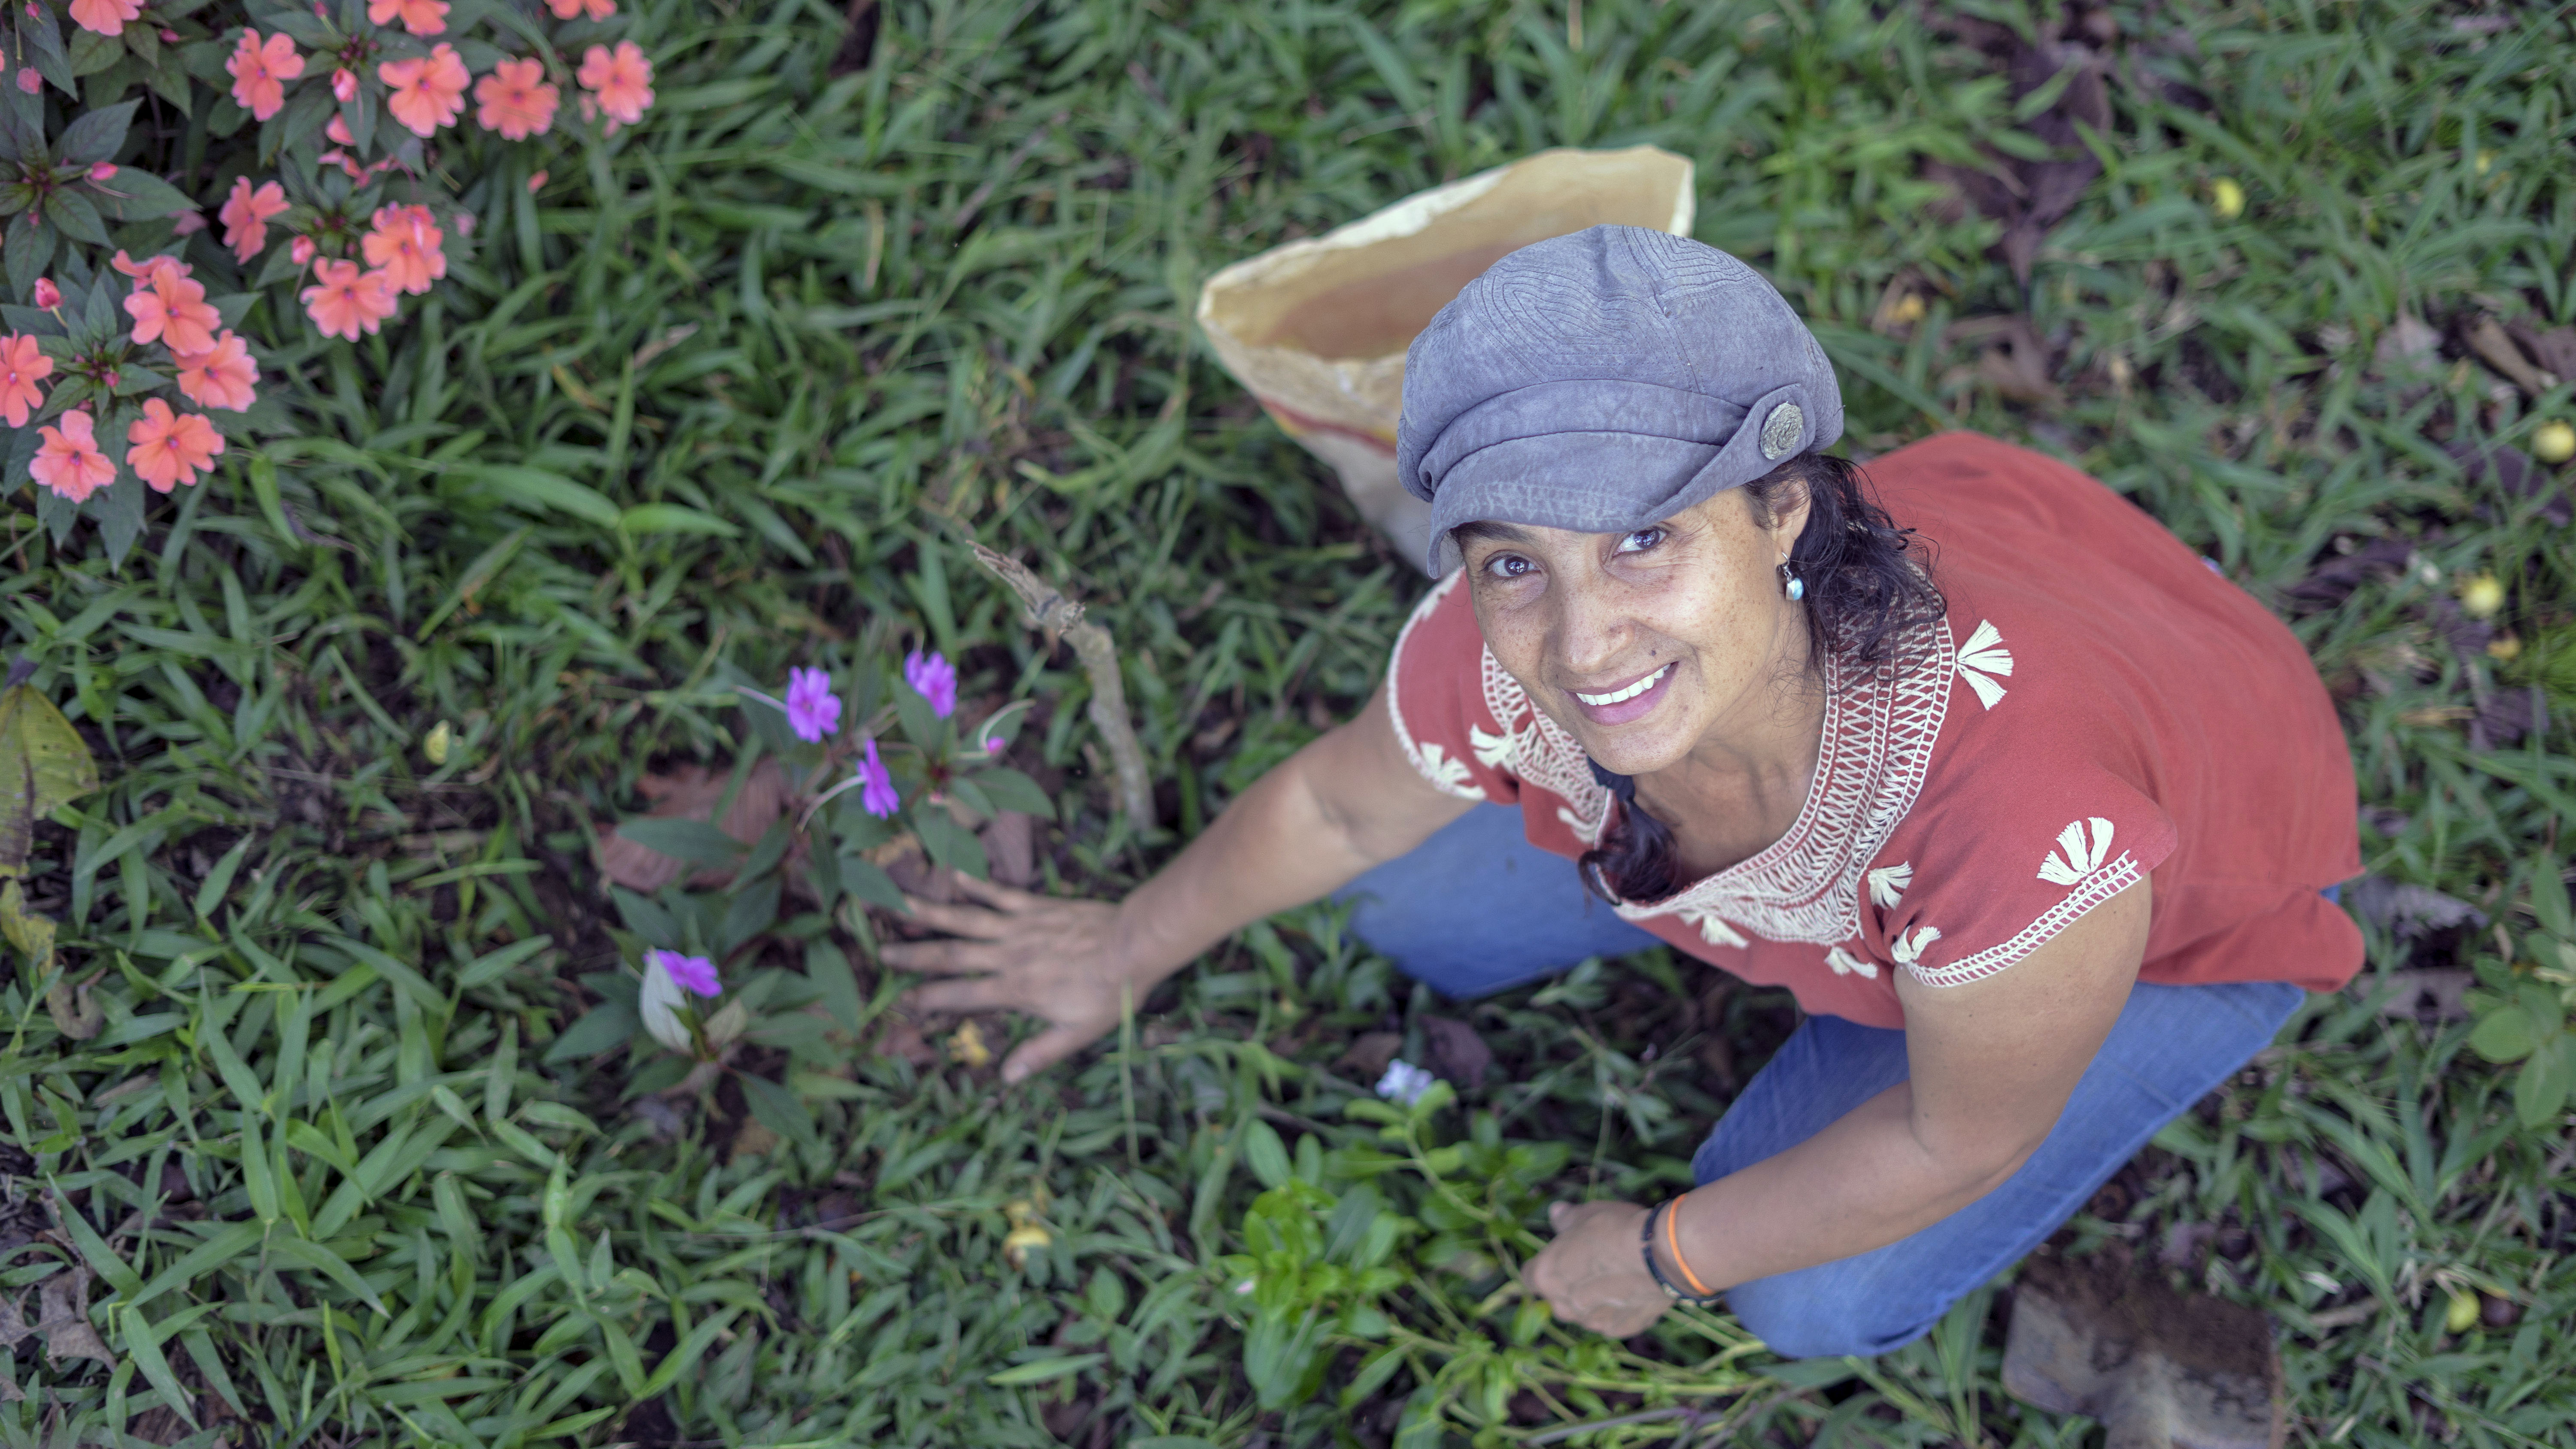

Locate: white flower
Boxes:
[638,954,694,1054]
[1826,946,1879,979]
[1956,620,2014,710]
[1890,925,1942,967]
[1676,907,1749,949]
[1867,862,1913,909]
[1376,1060,1437,1106]
[2038,817,2116,885]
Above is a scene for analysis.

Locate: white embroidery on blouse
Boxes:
[1470,722,1518,771]
[2038,817,2116,885]
[1890,925,1942,967]
[1826,946,1879,979]
[1909,852,2142,988]
[1955,619,2014,710]
[1676,907,1750,949]
[1867,862,1913,908]
[1385,572,1486,802]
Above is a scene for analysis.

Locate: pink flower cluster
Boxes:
[223,27,649,142]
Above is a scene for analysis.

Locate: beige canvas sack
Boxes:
[1195,146,1696,573]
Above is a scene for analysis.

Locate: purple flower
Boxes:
[784,666,841,743]
[903,649,957,719]
[647,949,721,999]
[858,737,899,818]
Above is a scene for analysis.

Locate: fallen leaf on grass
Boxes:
[2372,311,2444,382]
[2504,321,2576,382]
[2464,316,2554,395]
[872,1018,941,1067]
[1334,1032,1403,1082]
[34,1267,111,1367]
[596,759,791,892]
[1420,1017,1492,1088]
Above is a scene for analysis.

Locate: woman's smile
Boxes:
[1569,661,1676,724]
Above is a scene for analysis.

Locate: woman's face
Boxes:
[1457,486,1810,778]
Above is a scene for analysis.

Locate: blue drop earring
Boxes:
[1778,560,1806,602]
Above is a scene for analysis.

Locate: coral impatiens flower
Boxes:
[112,248,189,283]
[380,43,470,136]
[32,410,115,503]
[547,0,614,17]
[227,29,304,121]
[784,667,841,742]
[68,0,140,36]
[29,279,58,309]
[576,41,652,126]
[0,334,52,428]
[125,397,226,493]
[174,332,259,412]
[366,0,448,36]
[857,737,899,818]
[474,56,559,139]
[361,205,447,295]
[301,259,399,340]
[219,177,289,263]
[124,268,221,355]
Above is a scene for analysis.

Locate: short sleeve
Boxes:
[1385,572,1523,805]
[1871,762,2178,989]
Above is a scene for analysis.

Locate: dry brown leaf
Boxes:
[2464,316,2553,394]
[1951,316,2063,406]
[2505,321,2576,382]
[983,811,1036,887]
[1420,1017,1493,1088]
[2372,312,2443,381]
[0,1292,29,1349]
[595,758,792,892]
[1333,1032,1403,1082]
[35,1267,111,1367]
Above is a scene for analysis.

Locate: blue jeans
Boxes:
[1337,804,2310,1359]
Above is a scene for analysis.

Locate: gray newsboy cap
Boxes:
[1396,225,1842,574]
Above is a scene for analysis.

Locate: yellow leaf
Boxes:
[0,679,100,879]
[948,1020,992,1068]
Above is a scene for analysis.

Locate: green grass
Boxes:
[4,0,2575,1444]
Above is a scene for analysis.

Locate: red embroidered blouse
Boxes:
[1385,431,2363,1028]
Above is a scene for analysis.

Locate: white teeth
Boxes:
[1576,665,1670,707]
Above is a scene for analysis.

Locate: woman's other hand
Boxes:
[881,875,1148,1083]
[1523,1200,1671,1337]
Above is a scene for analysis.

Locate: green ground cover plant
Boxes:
[1,0,2571,1445]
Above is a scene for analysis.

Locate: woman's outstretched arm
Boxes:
[882,681,1475,1081]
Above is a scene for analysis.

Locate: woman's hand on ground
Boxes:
[1523,1200,1671,1338]
[879,874,1150,1084]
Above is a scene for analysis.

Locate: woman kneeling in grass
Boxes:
[886,227,2361,1357]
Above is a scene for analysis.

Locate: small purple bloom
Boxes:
[858,737,899,818]
[903,649,957,719]
[784,666,841,743]
[648,949,721,998]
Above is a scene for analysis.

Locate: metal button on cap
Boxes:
[1759,402,1804,460]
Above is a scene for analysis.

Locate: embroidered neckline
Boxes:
[1476,612,1956,948]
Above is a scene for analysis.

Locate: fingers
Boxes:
[906,976,1020,1015]
[1000,1022,1103,1085]
[949,871,1048,913]
[1548,1201,1572,1232]
[898,897,1015,940]
[878,938,1007,975]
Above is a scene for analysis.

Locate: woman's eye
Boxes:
[1616,527,1666,554]
[1484,554,1535,580]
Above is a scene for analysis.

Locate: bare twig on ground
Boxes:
[971,544,1155,831]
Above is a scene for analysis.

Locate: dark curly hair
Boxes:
[1575,452,1945,906]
